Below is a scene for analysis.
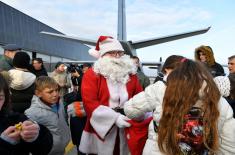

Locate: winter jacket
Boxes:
[25,95,71,155]
[29,66,48,77]
[8,69,36,113]
[226,73,235,117]
[0,111,53,155]
[0,55,14,71]
[136,70,150,90]
[124,81,235,155]
[195,45,225,77]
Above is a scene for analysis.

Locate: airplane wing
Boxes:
[40,31,97,46]
[130,27,211,49]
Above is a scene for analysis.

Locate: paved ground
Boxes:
[65,141,77,155]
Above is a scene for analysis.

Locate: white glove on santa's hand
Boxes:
[67,104,76,117]
[115,114,131,128]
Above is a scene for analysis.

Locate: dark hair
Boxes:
[13,52,30,69]
[82,63,91,68]
[161,55,184,74]
[131,55,139,60]
[55,61,64,69]
[0,74,11,113]
[33,58,43,64]
[158,59,220,154]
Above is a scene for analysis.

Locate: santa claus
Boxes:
[79,36,143,155]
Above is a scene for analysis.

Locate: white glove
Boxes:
[115,114,131,128]
[67,104,76,117]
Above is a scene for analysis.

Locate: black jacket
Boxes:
[11,84,35,113]
[0,111,53,155]
[30,67,48,77]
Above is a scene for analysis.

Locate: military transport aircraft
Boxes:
[40,0,210,75]
[40,0,210,57]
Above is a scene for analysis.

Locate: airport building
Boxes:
[0,1,94,71]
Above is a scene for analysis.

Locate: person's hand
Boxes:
[20,120,39,142]
[115,114,131,128]
[1,126,21,144]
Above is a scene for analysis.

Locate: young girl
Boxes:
[157,59,235,154]
[0,74,52,155]
[125,59,235,155]
[124,55,184,154]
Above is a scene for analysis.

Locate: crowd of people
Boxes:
[0,38,234,155]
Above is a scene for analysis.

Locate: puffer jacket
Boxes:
[25,95,71,155]
[124,81,235,155]
[8,69,36,113]
[195,45,225,77]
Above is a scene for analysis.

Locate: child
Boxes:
[124,55,184,154]
[25,76,71,155]
[157,60,235,154]
[0,73,53,155]
[125,59,235,154]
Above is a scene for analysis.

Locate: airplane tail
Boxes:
[117,0,126,41]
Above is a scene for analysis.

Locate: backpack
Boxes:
[178,107,207,155]
[153,107,208,155]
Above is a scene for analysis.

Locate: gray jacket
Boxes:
[25,95,71,155]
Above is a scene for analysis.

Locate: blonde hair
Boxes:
[35,76,58,91]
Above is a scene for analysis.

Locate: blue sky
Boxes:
[2,0,235,67]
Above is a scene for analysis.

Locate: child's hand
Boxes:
[1,126,21,144]
[20,120,39,142]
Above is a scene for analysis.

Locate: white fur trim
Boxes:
[79,128,129,155]
[88,48,100,58]
[106,79,128,108]
[99,38,124,56]
[90,105,119,139]
[79,131,98,154]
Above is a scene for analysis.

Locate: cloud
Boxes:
[1,0,234,66]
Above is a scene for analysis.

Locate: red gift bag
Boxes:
[125,117,153,155]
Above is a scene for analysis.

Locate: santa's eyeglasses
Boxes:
[105,51,124,57]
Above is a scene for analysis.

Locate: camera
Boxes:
[66,63,83,86]
[66,63,82,74]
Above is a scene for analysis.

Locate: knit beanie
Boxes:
[214,76,230,97]
[13,52,30,69]
[88,36,124,58]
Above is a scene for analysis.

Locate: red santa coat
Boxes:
[79,68,143,155]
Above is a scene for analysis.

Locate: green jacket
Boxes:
[0,55,14,71]
[137,71,150,90]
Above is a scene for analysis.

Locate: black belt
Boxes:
[113,107,125,115]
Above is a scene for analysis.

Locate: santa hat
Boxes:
[214,76,231,97]
[88,36,124,58]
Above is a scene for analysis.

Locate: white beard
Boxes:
[93,55,137,84]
